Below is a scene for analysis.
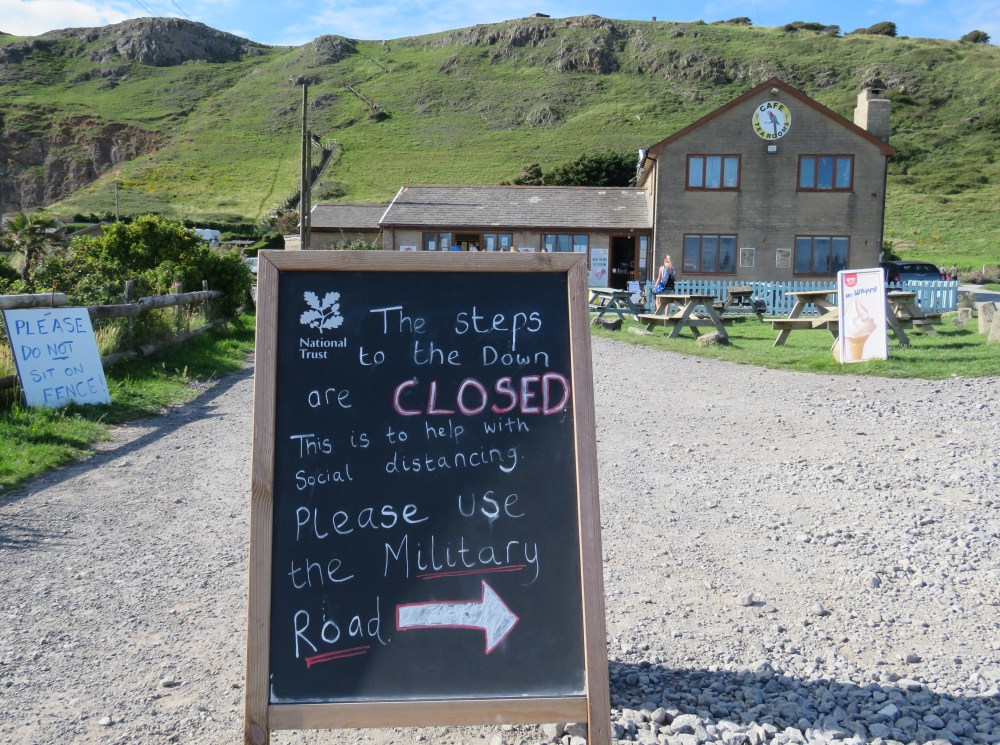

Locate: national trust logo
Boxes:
[299,291,344,333]
[752,101,792,140]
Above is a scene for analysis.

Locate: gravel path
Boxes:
[1,340,998,745]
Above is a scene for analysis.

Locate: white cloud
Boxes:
[0,0,139,35]
[950,0,999,40]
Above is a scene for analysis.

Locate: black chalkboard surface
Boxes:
[270,268,583,700]
[245,252,608,745]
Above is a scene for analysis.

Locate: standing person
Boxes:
[938,264,947,278]
[654,254,675,294]
[949,265,958,282]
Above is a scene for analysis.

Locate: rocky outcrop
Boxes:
[0,18,265,71]
[0,38,57,65]
[99,18,256,65]
[308,35,356,66]
[0,112,161,211]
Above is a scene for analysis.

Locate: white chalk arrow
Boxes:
[395,581,519,654]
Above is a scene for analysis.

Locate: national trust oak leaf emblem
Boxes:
[300,291,344,333]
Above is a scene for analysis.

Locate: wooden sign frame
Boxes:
[244,251,609,745]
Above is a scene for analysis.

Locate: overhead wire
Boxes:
[130,0,158,17]
[168,0,191,19]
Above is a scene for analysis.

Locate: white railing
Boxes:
[671,279,958,315]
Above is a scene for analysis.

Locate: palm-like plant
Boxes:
[0,211,65,281]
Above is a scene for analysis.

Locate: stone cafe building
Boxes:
[304,78,895,288]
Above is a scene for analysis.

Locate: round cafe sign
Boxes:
[752,101,791,140]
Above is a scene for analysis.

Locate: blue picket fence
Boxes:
[660,279,958,316]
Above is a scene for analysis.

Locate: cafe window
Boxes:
[687,155,740,190]
[683,234,737,274]
[794,236,850,275]
[798,156,853,191]
[542,234,589,252]
[481,233,513,251]
[422,232,452,251]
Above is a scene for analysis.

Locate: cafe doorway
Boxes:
[610,236,636,290]
[455,233,481,251]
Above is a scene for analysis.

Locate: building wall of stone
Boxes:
[652,89,888,282]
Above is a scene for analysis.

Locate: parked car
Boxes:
[880,261,943,284]
[244,257,258,276]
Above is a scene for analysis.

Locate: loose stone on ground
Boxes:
[1,339,998,745]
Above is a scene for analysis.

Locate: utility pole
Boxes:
[114,181,120,222]
[299,83,309,251]
[305,129,312,249]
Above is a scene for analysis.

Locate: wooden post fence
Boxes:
[1,288,223,392]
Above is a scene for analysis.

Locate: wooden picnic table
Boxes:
[888,291,942,335]
[770,289,839,347]
[812,294,928,348]
[589,287,642,322]
[638,293,731,339]
[713,286,766,321]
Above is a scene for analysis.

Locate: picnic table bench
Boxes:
[638,293,732,339]
[771,289,839,347]
[589,287,642,322]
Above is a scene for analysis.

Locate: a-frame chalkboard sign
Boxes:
[245,251,608,745]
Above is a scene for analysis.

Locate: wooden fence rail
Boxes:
[1,289,223,393]
[0,292,70,311]
[87,290,220,319]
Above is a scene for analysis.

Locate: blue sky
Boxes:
[2,0,997,46]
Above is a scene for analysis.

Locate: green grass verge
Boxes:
[591,314,1000,379]
[983,284,1000,293]
[0,314,255,494]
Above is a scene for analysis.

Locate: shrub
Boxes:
[960,30,990,44]
[331,239,380,250]
[275,211,299,234]
[851,22,897,37]
[783,21,826,32]
[506,151,637,187]
[0,254,19,283]
[19,215,252,319]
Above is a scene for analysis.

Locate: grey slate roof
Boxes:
[380,186,650,230]
[311,203,388,231]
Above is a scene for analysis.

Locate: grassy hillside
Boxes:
[1,17,999,266]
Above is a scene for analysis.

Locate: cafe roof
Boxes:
[379,185,651,230]
[311,203,388,231]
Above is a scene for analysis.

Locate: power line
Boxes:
[169,0,191,20]
[753,0,762,28]
[130,0,157,17]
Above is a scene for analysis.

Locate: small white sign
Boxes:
[399,245,417,252]
[837,268,888,363]
[516,247,536,253]
[3,307,111,407]
[589,248,609,287]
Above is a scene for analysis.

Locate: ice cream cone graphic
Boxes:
[844,300,876,361]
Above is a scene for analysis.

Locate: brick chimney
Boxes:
[853,87,891,142]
